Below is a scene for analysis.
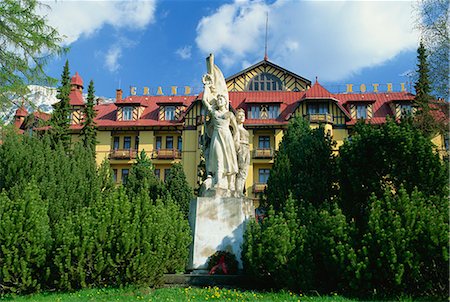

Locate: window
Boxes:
[123,136,131,149]
[165,106,176,121]
[154,169,160,179]
[156,136,162,150]
[113,137,120,150]
[164,168,171,182]
[307,103,328,114]
[121,169,129,184]
[113,169,118,183]
[135,136,139,151]
[268,105,280,118]
[166,136,173,149]
[123,106,133,121]
[400,104,412,117]
[177,136,183,151]
[249,105,279,119]
[258,136,270,149]
[248,73,282,91]
[356,104,367,119]
[259,169,270,184]
[248,105,260,119]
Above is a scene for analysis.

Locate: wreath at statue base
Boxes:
[207,251,238,275]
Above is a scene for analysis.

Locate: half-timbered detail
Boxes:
[226,59,311,92]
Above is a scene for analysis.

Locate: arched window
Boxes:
[248,73,282,91]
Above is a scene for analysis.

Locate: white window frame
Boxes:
[123,106,133,121]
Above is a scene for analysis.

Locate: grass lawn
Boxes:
[0,286,421,302]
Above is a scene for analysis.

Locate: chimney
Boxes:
[116,89,123,101]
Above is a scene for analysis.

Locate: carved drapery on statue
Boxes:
[200,54,249,197]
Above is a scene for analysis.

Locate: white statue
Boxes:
[235,108,250,195]
[201,54,240,193]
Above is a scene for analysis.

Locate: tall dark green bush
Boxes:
[339,119,448,229]
[267,117,336,210]
[242,195,310,290]
[165,162,193,218]
[0,182,51,294]
[243,197,355,293]
[352,187,449,297]
[0,130,191,294]
[125,150,165,202]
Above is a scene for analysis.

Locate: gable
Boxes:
[226,60,311,92]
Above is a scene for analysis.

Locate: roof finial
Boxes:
[264,11,269,61]
[315,76,318,83]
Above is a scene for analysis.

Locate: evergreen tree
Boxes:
[353,187,448,297]
[80,80,97,153]
[266,151,291,211]
[50,60,72,149]
[266,116,337,209]
[413,42,444,136]
[165,163,193,218]
[338,119,448,230]
[0,182,51,294]
[125,150,165,201]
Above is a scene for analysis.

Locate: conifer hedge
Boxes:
[0,131,191,295]
[243,116,448,299]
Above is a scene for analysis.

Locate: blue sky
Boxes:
[40,0,421,98]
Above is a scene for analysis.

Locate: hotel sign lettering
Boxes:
[128,82,409,96]
[345,83,407,93]
[130,86,192,96]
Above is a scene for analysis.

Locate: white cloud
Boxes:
[105,46,122,73]
[38,0,156,73]
[195,0,268,67]
[176,45,192,60]
[39,0,157,45]
[195,0,418,82]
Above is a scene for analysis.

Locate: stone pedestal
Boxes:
[188,195,254,271]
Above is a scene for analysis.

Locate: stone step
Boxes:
[163,274,269,289]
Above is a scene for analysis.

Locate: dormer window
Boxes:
[123,106,133,121]
[356,104,367,119]
[165,106,176,121]
[400,104,412,117]
[307,103,328,114]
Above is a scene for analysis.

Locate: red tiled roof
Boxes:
[22,87,447,131]
[71,72,83,88]
[338,91,415,125]
[69,89,85,106]
[302,80,335,100]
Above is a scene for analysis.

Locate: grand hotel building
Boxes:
[13,59,448,199]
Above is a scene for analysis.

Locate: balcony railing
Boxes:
[109,148,137,159]
[252,183,268,193]
[152,149,182,159]
[305,113,333,124]
[253,148,274,159]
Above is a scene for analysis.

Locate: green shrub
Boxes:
[352,187,449,297]
[242,195,310,290]
[165,163,193,218]
[0,182,51,294]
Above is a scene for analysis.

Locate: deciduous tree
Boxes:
[0,0,64,109]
